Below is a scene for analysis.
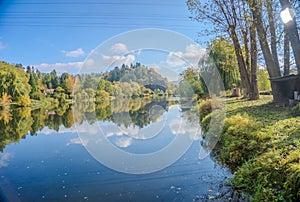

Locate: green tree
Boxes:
[257,69,271,91]
[0,62,31,102]
[187,0,259,100]
[60,73,75,95]
[178,67,205,97]
[50,70,60,89]
[28,72,39,99]
[208,38,241,90]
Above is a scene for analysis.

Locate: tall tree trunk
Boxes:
[250,23,259,100]
[284,26,290,76]
[280,0,300,74]
[249,0,282,102]
[242,28,250,75]
[266,0,281,71]
[229,26,252,98]
[249,0,281,78]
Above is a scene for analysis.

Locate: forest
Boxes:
[0,61,173,108]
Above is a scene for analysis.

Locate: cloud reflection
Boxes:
[0,152,12,168]
[114,137,133,148]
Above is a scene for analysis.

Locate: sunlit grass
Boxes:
[201,95,300,201]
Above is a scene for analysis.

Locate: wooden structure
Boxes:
[270,74,300,104]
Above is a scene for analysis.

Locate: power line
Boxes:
[1,16,190,21]
[0,22,198,30]
[9,2,183,7]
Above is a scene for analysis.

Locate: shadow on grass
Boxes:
[225,98,292,127]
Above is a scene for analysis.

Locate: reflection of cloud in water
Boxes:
[77,122,98,135]
[39,125,76,135]
[105,124,138,138]
[67,138,89,146]
[0,152,12,168]
[169,116,202,141]
[115,137,133,148]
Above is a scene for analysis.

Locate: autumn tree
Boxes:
[0,62,31,104]
[187,0,259,100]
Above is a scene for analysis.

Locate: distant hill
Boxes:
[102,63,168,90]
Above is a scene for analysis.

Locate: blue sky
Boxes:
[0,0,211,74]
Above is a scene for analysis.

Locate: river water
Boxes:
[0,98,232,201]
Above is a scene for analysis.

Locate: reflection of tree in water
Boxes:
[0,105,74,151]
[0,107,33,151]
[110,98,168,128]
[0,98,180,151]
[127,99,168,128]
[76,98,169,128]
[43,107,74,131]
[0,107,12,124]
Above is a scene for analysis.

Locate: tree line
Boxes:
[0,61,75,107]
[187,0,300,101]
[179,37,271,98]
[0,61,172,110]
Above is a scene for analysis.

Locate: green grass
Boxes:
[203,95,300,201]
[225,95,292,126]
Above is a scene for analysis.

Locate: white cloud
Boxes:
[111,43,128,54]
[115,137,132,148]
[102,54,135,67]
[166,44,206,67]
[62,48,85,58]
[79,54,135,73]
[34,61,83,74]
[0,152,12,168]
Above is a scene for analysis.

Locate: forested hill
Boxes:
[103,63,168,89]
[0,61,171,107]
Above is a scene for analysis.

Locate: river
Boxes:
[0,98,232,201]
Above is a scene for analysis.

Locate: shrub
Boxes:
[291,102,300,116]
[217,113,264,171]
[198,98,222,120]
[201,110,225,135]
[232,118,300,201]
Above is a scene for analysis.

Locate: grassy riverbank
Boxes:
[202,95,300,201]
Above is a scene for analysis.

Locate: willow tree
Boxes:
[208,37,241,90]
[187,0,259,100]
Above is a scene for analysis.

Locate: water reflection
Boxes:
[0,98,231,201]
[0,152,11,168]
[0,98,193,151]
